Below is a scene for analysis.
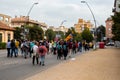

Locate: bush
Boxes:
[0,42,6,49]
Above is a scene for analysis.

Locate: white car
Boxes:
[106,42,114,46]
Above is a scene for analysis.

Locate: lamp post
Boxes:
[57,20,67,38]
[23,2,38,40]
[27,2,38,18]
[81,1,97,49]
[61,20,67,35]
[60,20,67,26]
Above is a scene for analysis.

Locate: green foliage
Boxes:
[45,29,56,41]
[0,42,6,49]
[75,33,82,42]
[96,25,106,41]
[29,25,44,41]
[65,28,71,37]
[81,27,94,43]
[59,31,65,39]
[111,12,120,41]
[14,27,22,40]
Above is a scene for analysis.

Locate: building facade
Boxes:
[0,14,11,26]
[74,18,93,33]
[0,14,14,42]
[11,16,48,32]
[105,17,113,40]
[113,0,120,13]
[49,26,68,32]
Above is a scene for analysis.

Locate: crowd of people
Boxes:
[6,39,93,66]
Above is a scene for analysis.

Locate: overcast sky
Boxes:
[0,0,114,28]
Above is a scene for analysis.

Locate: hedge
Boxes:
[0,42,6,49]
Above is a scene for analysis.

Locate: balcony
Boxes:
[112,8,116,12]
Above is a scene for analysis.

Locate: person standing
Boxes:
[38,42,47,66]
[6,39,11,57]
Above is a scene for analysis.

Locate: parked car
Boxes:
[106,42,114,46]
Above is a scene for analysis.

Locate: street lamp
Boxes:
[57,20,67,38]
[27,2,38,18]
[26,2,38,24]
[23,2,38,40]
[60,20,67,26]
[81,1,97,49]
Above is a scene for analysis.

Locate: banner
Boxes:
[65,34,73,41]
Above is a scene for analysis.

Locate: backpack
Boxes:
[73,43,76,49]
[63,45,66,50]
[30,48,33,53]
[39,47,44,53]
[57,44,61,50]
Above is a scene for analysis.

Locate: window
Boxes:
[0,16,3,20]
[8,34,10,41]
[5,18,9,22]
[108,28,111,31]
[119,4,120,8]
[109,22,112,26]
[0,33,2,42]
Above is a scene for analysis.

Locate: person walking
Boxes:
[32,42,39,65]
[10,39,17,57]
[56,42,63,60]
[68,41,72,58]
[6,39,11,57]
[29,41,34,57]
[15,40,19,57]
[78,41,82,52]
[38,42,47,66]
[63,41,68,60]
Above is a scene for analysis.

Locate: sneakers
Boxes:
[42,64,45,66]
[39,62,45,66]
[39,62,41,65]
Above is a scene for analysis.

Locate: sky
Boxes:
[0,0,114,28]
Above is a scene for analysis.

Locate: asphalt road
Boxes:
[0,49,83,80]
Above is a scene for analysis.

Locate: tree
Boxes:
[28,25,44,41]
[75,33,82,42]
[81,27,94,43]
[65,28,71,37]
[96,25,106,41]
[111,12,120,41]
[14,27,22,40]
[45,29,56,41]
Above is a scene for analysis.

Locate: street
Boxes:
[0,49,82,80]
[25,47,120,80]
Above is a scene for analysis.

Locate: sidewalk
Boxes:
[25,48,120,80]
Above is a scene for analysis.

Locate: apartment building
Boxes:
[105,17,113,40]
[0,14,14,42]
[113,0,120,13]
[11,16,48,32]
[74,18,93,33]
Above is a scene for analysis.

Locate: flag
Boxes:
[65,34,73,41]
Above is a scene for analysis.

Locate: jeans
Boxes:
[15,48,18,56]
[11,48,16,57]
[40,55,45,65]
[7,48,11,57]
[32,54,39,65]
